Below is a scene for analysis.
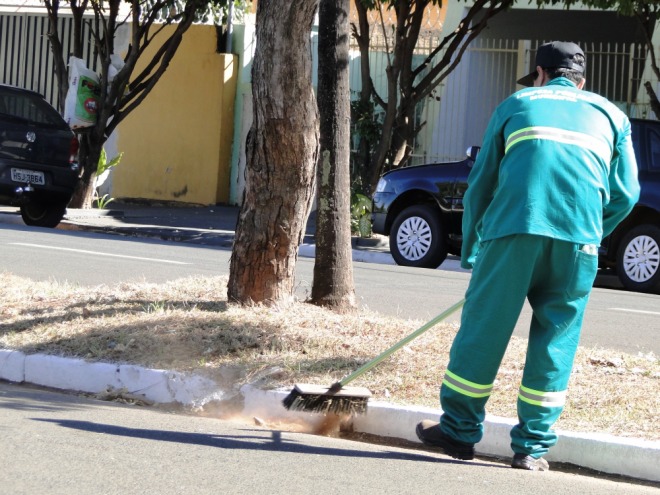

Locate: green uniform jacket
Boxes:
[461,77,641,269]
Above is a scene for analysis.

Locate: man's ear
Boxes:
[534,66,545,87]
[576,77,586,90]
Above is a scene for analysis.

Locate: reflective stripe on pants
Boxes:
[439,234,597,454]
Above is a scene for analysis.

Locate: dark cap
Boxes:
[517,41,585,87]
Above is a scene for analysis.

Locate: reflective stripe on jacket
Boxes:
[461,78,640,269]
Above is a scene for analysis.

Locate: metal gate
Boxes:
[348,36,657,165]
[0,13,97,109]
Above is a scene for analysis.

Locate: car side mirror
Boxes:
[466,146,480,161]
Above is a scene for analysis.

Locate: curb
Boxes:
[298,243,469,273]
[2,349,658,482]
[0,350,223,406]
[64,208,125,219]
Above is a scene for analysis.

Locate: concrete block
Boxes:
[550,430,660,482]
[165,371,224,406]
[351,402,439,443]
[0,349,26,383]
[116,365,172,403]
[24,354,121,393]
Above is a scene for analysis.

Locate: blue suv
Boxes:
[372,118,660,293]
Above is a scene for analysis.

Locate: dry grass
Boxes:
[1,272,658,440]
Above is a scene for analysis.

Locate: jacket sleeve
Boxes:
[602,120,641,239]
[460,109,505,269]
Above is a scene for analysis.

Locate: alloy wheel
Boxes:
[396,216,433,261]
[622,234,660,283]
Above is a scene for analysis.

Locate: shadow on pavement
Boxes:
[32,417,500,468]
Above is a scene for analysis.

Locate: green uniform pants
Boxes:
[439,234,598,457]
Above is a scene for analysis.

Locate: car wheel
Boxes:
[616,224,660,293]
[20,201,67,228]
[390,205,447,268]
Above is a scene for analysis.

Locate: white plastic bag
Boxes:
[107,53,125,83]
[64,57,100,129]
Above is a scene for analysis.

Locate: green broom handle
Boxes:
[338,298,466,388]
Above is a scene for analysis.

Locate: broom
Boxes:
[282,298,466,415]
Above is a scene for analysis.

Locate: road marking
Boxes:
[610,308,660,316]
[10,243,192,265]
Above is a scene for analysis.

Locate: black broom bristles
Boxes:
[282,383,372,415]
[281,299,466,416]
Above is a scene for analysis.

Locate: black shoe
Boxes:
[511,453,550,471]
[415,420,475,460]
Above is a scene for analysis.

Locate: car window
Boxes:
[0,90,64,128]
[647,126,660,171]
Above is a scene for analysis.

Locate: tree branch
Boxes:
[412,0,514,103]
[43,0,69,112]
[351,2,386,109]
[635,4,660,81]
[644,81,660,119]
[376,0,393,69]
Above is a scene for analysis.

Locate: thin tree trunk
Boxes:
[387,99,418,168]
[351,1,374,190]
[44,1,69,114]
[311,0,356,309]
[361,0,513,194]
[644,81,660,120]
[70,134,104,208]
[227,0,320,305]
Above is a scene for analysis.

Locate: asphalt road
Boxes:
[0,223,658,355]
[1,382,657,495]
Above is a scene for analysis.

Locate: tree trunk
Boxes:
[44,2,69,114]
[365,2,409,195]
[310,0,356,309]
[70,133,104,209]
[387,98,418,168]
[227,0,320,305]
[644,81,660,120]
[351,0,375,191]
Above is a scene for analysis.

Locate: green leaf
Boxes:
[96,149,123,176]
[358,215,372,238]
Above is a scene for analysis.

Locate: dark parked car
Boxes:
[0,84,79,227]
[371,118,660,293]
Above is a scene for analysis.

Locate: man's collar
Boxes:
[546,77,577,88]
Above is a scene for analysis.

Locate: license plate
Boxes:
[11,168,45,185]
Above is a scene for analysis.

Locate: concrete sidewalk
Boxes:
[0,203,657,483]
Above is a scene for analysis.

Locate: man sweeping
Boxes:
[416,41,640,471]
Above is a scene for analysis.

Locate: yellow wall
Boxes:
[114,25,237,205]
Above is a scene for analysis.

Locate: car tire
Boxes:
[390,204,447,268]
[20,201,67,228]
[616,224,660,293]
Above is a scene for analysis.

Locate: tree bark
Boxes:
[227,0,320,304]
[351,1,375,190]
[644,81,660,120]
[311,0,356,309]
[44,0,68,114]
[69,133,104,208]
